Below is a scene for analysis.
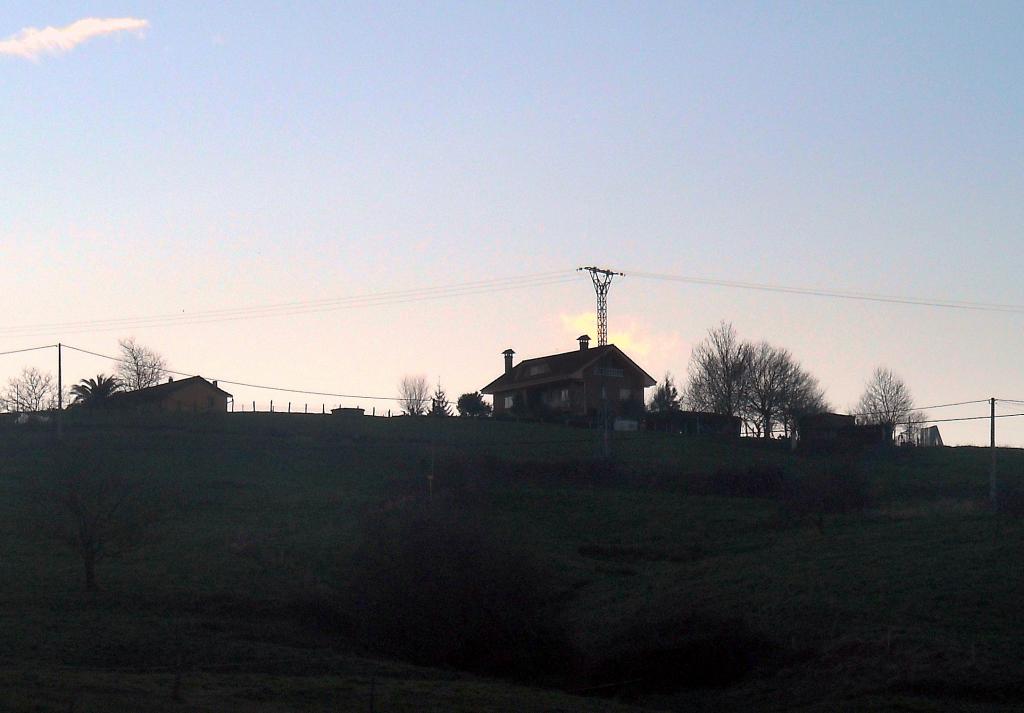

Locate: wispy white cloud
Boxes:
[0,17,149,60]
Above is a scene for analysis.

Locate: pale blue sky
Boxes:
[2,2,1023,444]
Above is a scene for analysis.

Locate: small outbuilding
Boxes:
[331,407,365,418]
[914,425,943,447]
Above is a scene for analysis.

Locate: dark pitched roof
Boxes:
[108,376,232,406]
[797,412,856,430]
[481,344,656,394]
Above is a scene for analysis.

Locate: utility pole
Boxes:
[578,266,624,347]
[990,397,997,510]
[602,393,610,459]
[429,400,436,499]
[57,343,63,440]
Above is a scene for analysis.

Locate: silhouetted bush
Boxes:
[25,439,172,591]
[345,497,570,678]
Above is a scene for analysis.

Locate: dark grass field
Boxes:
[2,413,1023,711]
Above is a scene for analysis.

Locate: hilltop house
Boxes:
[481,335,656,421]
[108,376,232,413]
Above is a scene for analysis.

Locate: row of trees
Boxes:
[650,322,829,437]
[397,375,491,417]
[395,320,921,435]
[651,321,920,438]
[0,338,167,413]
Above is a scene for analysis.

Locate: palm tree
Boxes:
[71,374,121,407]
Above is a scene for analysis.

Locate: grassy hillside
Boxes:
[2,414,1023,711]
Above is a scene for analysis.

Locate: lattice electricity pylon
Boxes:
[577,266,624,346]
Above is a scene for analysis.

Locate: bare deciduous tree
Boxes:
[2,367,58,413]
[899,409,931,445]
[743,343,830,437]
[781,367,829,436]
[743,342,794,437]
[685,322,752,417]
[856,367,914,430]
[398,375,430,416]
[30,442,165,591]
[117,338,167,391]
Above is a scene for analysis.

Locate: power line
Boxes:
[628,270,1024,315]
[62,344,404,401]
[0,271,578,338]
[0,344,57,357]
[917,412,1024,425]
[916,399,993,410]
[854,399,989,418]
[2,343,1007,415]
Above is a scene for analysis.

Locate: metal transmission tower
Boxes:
[577,266,624,346]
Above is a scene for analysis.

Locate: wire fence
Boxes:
[229,400,398,417]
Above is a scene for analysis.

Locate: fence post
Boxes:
[270,400,274,413]
[288,402,291,413]
[252,401,255,412]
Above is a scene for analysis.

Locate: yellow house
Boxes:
[109,376,231,413]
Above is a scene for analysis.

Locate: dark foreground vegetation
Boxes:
[2,413,1024,711]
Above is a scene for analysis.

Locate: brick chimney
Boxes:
[577,334,591,351]
[502,348,515,374]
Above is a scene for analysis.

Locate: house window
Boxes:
[594,367,624,378]
[528,364,550,376]
[619,388,631,401]
[504,395,514,409]
[560,388,569,402]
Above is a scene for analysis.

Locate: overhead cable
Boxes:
[0,344,57,357]
[0,271,578,337]
[628,270,1024,315]
[852,399,989,418]
[62,344,404,401]
[917,412,1024,424]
